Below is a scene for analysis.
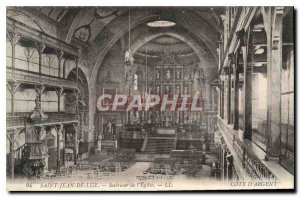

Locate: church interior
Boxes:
[6,6,294,187]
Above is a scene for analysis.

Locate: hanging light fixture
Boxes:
[124,8,134,66]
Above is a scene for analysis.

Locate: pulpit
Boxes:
[21,142,48,178]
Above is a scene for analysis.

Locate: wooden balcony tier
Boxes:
[7,17,78,58]
[217,117,293,186]
[7,67,78,91]
[7,112,79,129]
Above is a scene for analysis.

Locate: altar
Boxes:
[156,127,176,135]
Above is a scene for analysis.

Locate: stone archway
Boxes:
[88,14,218,87]
[129,32,204,63]
[66,68,89,144]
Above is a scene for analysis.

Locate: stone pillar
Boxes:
[6,81,20,116]
[35,42,46,75]
[223,76,228,121]
[63,60,66,78]
[211,86,215,111]
[226,160,230,182]
[223,150,227,181]
[220,147,225,181]
[55,87,64,113]
[221,81,225,119]
[6,129,18,179]
[73,90,79,114]
[233,51,240,130]
[227,54,233,124]
[262,7,285,160]
[56,124,63,170]
[62,126,66,167]
[238,28,252,140]
[75,57,79,87]
[56,49,64,78]
[7,32,21,77]
[7,32,20,116]
[72,123,79,165]
[219,86,222,117]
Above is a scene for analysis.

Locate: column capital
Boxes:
[6,81,20,95]
[73,55,79,63]
[35,42,46,54]
[7,31,21,46]
[45,125,53,132]
[73,89,80,97]
[56,123,64,133]
[56,49,64,60]
[55,86,64,97]
[34,84,46,95]
[35,125,44,131]
[6,128,19,142]
[72,122,79,130]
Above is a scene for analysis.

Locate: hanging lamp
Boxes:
[124,8,134,66]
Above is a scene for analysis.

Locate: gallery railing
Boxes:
[7,112,78,127]
[7,67,77,90]
[218,118,278,181]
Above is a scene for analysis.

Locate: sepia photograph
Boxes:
[5,5,295,192]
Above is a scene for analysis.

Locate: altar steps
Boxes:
[143,137,175,154]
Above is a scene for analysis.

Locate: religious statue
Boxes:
[166,70,171,79]
[176,86,180,94]
[66,133,72,146]
[156,70,160,79]
[106,121,112,134]
[184,86,188,94]
[165,85,170,94]
[165,115,170,127]
[176,70,181,79]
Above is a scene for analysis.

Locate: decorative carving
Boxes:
[7,31,21,45]
[159,51,178,65]
[55,86,64,104]
[30,84,48,120]
[94,8,119,19]
[73,8,118,43]
[272,36,280,50]
[24,47,35,66]
[34,42,46,54]
[55,49,64,60]
[236,28,246,46]
[6,81,20,95]
[103,71,113,83]
[74,25,91,43]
